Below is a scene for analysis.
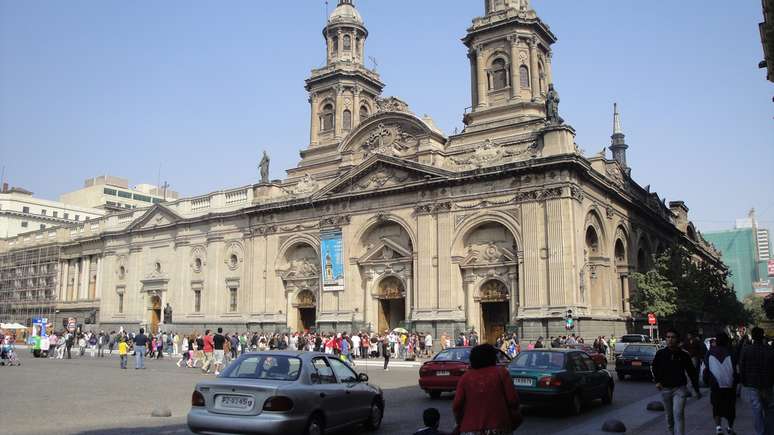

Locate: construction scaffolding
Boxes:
[0,246,61,326]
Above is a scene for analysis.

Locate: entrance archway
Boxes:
[479,280,509,344]
[150,295,161,334]
[294,290,317,332]
[376,276,406,333]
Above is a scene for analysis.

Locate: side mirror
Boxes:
[358,373,369,383]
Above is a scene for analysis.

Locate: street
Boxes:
[2,350,668,435]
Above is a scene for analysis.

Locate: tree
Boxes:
[743,295,766,325]
[631,270,678,318]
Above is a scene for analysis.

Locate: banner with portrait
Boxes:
[321,230,344,291]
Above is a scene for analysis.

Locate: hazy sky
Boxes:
[1,0,772,232]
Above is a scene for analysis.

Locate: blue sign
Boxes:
[321,230,344,290]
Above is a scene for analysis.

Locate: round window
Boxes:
[118,266,125,278]
[229,254,238,268]
[194,258,202,271]
[155,262,161,273]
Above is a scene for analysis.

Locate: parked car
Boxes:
[508,349,614,415]
[418,346,511,399]
[187,351,384,435]
[614,334,652,357]
[566,344,608,368]
[615,344,659,381]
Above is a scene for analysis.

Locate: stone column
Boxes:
[529,38,540,101]
[508,35,520,100]
[353,87,361,127]
[509,271,519,323]
[546,49,554,85]
[337,30,343,60]
[405,274,413,323]
[622,274,631,313]
[334,85,343,137]
[327,33,334,63]
[475,45,487,109]
[95,256,103,301]
[309,93,319,145]
[59,260,68,301]
[74,259,81,301]
[468,50,478,108]
[81,256,91,300]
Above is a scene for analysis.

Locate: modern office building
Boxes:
[59,176,180,212]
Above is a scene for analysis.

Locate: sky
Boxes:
[1,0,772,233]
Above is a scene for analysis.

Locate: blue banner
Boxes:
[321,231,344,290]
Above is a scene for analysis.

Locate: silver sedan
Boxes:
[187,351,384,435]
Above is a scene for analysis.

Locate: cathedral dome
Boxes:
[328,1,363,25]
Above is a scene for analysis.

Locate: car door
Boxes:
[568,352,595,401]
[578,352,607,398]
[310,357,347,428]
[327,357,365,424]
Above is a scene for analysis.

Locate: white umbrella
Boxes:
[1,323,27,329]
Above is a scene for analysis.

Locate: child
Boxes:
[118,337,128,369]
[413,408,450,435]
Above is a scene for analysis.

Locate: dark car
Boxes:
[615,344,658,381]
[187,351,384,435]
[508,349,613,415]
[418,347,511,399]
[567,344,608,368]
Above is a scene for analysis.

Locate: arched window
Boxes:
[585,227,600,254]
[491,58,508,90]
[343,109,352,130]
[519,65,530,89]
[321,104,334,132]
[343,35,352,51]
[359,105,369,120]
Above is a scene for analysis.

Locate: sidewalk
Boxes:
[629,389,754,435]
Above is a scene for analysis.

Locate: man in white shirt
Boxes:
[424,333,434,357]
[351,333,361,359]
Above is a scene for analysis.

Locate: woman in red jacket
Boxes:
[452,344,522,435]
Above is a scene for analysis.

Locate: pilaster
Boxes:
[529,38,540,101]
[475,45,488,109]
[508,35,521,100]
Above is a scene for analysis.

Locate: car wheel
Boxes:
[428,391,442,399]
[617,372,625,381]
[305,413,325,435]
[602,384,613,405]
[364,400,383,431]
[568,393,583,416]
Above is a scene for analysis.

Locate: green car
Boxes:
[508,349,614,415]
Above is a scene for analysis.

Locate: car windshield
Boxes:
[220,354,302,381]
[621,335,650,343]
[434,348,471,362]
[623,345,657,357]
[511,351,565,370]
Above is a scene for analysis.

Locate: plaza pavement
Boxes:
[0,349,756,434]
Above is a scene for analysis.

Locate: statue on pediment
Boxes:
[259,151,270,184]
[546,84,564,124]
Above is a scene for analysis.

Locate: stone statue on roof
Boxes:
[546,84,563,124]
[259,151,270,184]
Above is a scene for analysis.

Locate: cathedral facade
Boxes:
[0,0,721,343]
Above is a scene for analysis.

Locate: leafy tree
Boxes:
[630,270,677,317]
[743,295,766,325]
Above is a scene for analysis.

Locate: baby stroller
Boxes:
[0,345,21,366]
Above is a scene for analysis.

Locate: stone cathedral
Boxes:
[0,0,721,343]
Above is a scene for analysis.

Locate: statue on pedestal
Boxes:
[545,84,564,124]
[259,151,270,184]
[163,303,173,324]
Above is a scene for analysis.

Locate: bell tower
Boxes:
[305,0,384,146]
[462,0,557,129]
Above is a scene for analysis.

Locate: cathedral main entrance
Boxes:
[479,280,510,344]
[295,290,317,332]
[376,276,406,333]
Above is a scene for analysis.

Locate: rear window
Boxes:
[623,345,657,357]
[434,348,471,362]
[221,354,301,381]
[621,335,650,343]
[511,351,565,371]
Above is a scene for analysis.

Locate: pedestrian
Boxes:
[702,333,737,435]
[425,332,434,358]
[133,327,148,369]
[652,329,702,435]
[534,337,544,349]
[212,328,225,376]
[413,407,451,435]
[738,327,774,435]
[201,329,214,374]
[684,331,707,372]
[381,335,391,371]
[118,337,128,369]
[65,331,74,359]
[452,344,522,434]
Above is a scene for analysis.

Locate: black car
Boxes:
[615,344,658,381]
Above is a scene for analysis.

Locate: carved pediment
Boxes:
[279,257,320,281]
[314,154,453,198]
[358,237,412,265]
[460,242,517,268]
[126,204,183,232]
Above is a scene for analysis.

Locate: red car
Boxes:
[418,346,511,399]
[567,344,609,369]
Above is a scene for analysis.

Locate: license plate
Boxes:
[631,361,642,366]
[436,371,450,376]
[218,395,254,410]
[513,377,534,387]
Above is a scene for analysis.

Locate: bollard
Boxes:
[601,419,626,433]
[151,406,172,417]
[646,401,665,411]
